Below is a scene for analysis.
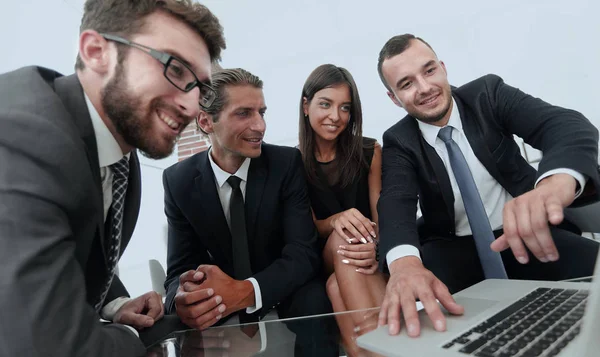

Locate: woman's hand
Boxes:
[337,242,378,274]
[330,208,376,244]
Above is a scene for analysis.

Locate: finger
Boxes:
[146,293,164,321]
[175,288,215,306]
[339,243,375,252]
[341,257,375,268]
[502,204,529,264]
[197,306,226,330]
[387,293,403,335]
[490,235,510,252]
[179,270,205,285]
[341,218,367,243]
[546,196,565,225]
[351,210,377,239]
[432,279,464,316]
[183,281,205,292]
[514,199,545,262]
[186,296,225,320]
[118,311,155,328]
[355,265,378,275]
[537,199,560,261]
[400,291,420,337]
[346,216,371,243]
[378,295,390,326]
[339,250,374,260]
[529,197,555,261]
[417,288,446,332]
[334,222,355,243]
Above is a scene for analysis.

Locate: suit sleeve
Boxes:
[252,150,321,312]
[377,129,421,271]
[0,111,144,356]
[162,170,212,314]
[487,75,600,202]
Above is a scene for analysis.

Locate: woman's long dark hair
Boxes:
[298,64,371,188]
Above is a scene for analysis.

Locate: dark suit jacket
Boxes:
[0,67,145,356]
[378,74,600,269]
[162,144,320,316]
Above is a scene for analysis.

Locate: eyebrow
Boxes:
[316,96,351,104]
[234,106,268,112]
[395,60,437,89]
[160,48,211,83]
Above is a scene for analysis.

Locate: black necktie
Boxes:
[226,175,258,324]
[95,156,130,311]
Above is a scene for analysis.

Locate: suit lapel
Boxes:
[53,74,107,260]
[419,131,455,222]
[194,152,234,266]
[245,156,268,245]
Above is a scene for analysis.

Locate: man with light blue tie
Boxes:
[375,34,600,338]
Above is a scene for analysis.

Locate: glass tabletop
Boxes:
[145,308,385,357]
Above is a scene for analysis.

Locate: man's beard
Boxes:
[412,91,452,124]
[101,61,179,160]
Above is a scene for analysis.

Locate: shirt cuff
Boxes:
[121,324,139,337]
[386,244,421,270]
[100,296,131,321]
[536,169,587,199]
[245,277,262,314]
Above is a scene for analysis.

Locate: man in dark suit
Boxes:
[163,68,337,356]
[0,1,225,355]
[374,34,600,337]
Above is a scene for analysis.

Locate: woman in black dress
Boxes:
[299,64,387,355]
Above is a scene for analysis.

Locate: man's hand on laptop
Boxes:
[491,173,577,264]
[174,270,227,330]
[378,256,464,337]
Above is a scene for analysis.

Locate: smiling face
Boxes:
[303,84,352,144]
[202,84,267,169]
[382,39,452,126]
[101,11,211,159]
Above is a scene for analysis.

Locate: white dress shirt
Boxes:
[387,99,587,267]
[208,149,267,350]
[84,95,137,337]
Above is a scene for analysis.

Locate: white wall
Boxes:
[2,0,598,296]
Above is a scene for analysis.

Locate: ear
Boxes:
[197,111,214,134]
[78,30,114,74]
[387,91,404,108]
[302,97,309,117]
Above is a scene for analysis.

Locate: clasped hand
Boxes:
[174,265,255,330]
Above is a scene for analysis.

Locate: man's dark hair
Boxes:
[377,34,435,92]
[197,68,263,134]
[75,0,226,70]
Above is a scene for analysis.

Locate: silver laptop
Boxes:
[357,249,600,357]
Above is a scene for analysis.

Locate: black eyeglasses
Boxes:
[100,33,216,109]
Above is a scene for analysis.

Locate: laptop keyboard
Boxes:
[442,288,588,357]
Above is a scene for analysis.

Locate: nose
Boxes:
[174,86,201,120]
[328,107,341,122]
[249,112,266,133]
[415,75,433,94]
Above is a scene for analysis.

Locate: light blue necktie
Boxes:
[438,126,508,279]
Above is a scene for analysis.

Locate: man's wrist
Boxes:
[238,280,255,310]
[389,256,422,275]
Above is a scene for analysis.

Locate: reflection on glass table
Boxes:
[145,307,385,357]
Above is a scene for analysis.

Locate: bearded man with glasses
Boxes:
[0,1,225,356]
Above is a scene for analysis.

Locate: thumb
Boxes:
[433,280,464,315]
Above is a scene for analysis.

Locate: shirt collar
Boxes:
[417,98,463,148]
[208,148,251,188]
[84,94,128,167]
